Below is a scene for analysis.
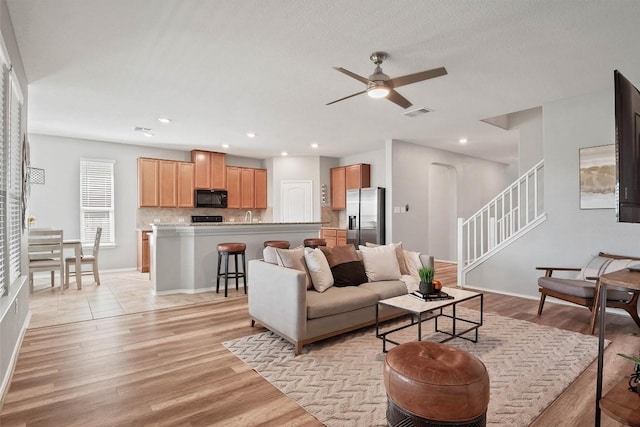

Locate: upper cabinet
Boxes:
[191,150,226,189]
[254,169,267,209]
[177,162,195,208]
[227,166,267,209]
[330,167,346,210]
[331,163,371,210]
[138,158,159,207]
[345,163,371,189]
[138,158,194,208]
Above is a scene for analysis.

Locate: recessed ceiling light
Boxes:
[222,143,230,149]
[310,143,319,149]
[142,131,154,137]
[281,151,288,156]
[459,138,468,144]
[158,118,172,124]
[247,132,256,138]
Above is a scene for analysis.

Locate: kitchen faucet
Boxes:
[244,210,253,223]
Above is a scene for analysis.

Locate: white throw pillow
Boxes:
[358,244,401,281]
[576,255,613,282]
[403,250,423,280]
[275,246,312,289]
[365,242,410,275]
[263,246,278,264]
[304,247,334,292]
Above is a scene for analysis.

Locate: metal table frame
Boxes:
[375,290,483,353]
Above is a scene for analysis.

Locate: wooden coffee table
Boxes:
[375,287,483,353]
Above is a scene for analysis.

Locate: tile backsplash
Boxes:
[137,207,271,229]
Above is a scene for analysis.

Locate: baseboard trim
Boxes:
[0,310,31,405]
[153,285,247,296]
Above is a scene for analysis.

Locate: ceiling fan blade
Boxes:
[386,89,412,109]
[326,90,368,106]
[333,67,370,85]
[388,67,447,88]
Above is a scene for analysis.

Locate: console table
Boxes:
[595,269,640,426]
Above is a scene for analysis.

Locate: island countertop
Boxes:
[150,221,322,294]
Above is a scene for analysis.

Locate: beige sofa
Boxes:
[247,253,434,355]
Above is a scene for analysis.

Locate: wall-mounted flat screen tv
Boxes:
[614,70,640,223]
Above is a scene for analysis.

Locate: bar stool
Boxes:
[263,240,290,249]
[216,242,247,297]
[303,238,326,249]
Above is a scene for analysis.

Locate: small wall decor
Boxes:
[29,167,45,184]
[579,144,615,209]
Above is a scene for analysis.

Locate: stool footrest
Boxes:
[387,399,487,427]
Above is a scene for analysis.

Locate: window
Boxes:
[80,159,115,246]
[0,61,23,297]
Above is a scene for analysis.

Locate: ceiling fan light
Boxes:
[368,87,390,99]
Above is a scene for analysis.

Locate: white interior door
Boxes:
[428,163,457,261]
[281,180,313,222]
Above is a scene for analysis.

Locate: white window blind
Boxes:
[80,159,115,246]
[7,75,22,284]
[0,64,6,296]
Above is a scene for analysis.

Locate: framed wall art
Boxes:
[579,144,616,209]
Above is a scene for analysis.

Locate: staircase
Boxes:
[457,160,547,286]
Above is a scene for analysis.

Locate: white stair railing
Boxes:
[457,160,546,286]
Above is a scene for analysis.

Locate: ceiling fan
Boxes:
[327,52,447,109]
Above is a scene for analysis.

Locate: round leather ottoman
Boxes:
[383,341,490,427]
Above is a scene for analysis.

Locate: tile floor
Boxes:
[28,269,247,328]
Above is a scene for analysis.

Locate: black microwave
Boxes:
[195,189,228,208]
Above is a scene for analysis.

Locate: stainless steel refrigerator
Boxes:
[346,187,385,247]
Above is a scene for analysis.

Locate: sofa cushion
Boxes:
[275,246,312,289]
[359,280,408,300]
[307,286,379,319]
[538,277,632,301]
[359,244,401,281]
[304,247,334,292]
[320,245,368,287]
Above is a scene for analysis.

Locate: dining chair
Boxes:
[28,229,64,293]
[65,227,102,286]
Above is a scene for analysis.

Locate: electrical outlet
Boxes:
[178,217,185,223]
[154,218,161,223]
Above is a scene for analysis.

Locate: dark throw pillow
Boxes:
[320,245,368,287]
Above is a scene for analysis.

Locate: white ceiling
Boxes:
[7,0,640,165]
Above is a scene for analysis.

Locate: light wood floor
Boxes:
[1,263,638,426]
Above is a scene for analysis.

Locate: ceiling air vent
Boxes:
[402,107,431,118]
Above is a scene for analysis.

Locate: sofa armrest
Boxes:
[247,260,307,341]
[535,266,581,278]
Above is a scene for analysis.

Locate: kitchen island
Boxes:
[150,222,322,294]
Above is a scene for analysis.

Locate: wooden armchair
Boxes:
[536,252,640,334]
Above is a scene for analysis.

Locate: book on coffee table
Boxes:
[410,291,454,302]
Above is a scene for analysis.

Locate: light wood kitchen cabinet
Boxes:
[241,168,255,208]
[254,168,267,209]
[226,166,267,209]
[331,163,371,210]
[137,230,151,273]
[191,150,226,189]
[210,152,226,189]
[177,162,194,208]
[226,166,241,209]
[330,167,346,210]
[321,228,347,248]
[138,158,194,208]
[345,163,371,189]
[138,158,159,207]
[159,160,177,207]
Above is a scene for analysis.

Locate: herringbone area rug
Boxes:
[224,308,604,426]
